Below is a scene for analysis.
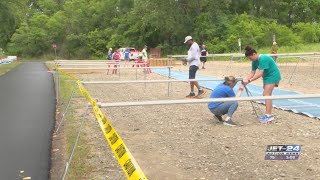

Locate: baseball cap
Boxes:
[184,36,192,43]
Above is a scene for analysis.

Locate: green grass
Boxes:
[49,66,92,179]
[258,43,320,54]
[22,53,57,62]
[0,62,20,76]
[64,106,91,179]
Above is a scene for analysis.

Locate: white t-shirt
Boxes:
[142,48,148,62]
[186,42,200,67]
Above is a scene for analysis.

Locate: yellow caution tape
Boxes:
[77,79,147,180]
[55,67,147,179]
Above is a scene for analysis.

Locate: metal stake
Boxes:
[118,64,121,79]
[61,105,89,180]
[58,70,60,103]
[243,85,263,118]
[55,82,78,133]
[55,69,59,103]
[288,57,302,84]
[167,67,171,96]
[144,66,147,92]
[54,68,57,99]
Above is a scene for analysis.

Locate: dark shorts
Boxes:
[189,65,199,79]
[264,82,280,87]
[200,57,207,62]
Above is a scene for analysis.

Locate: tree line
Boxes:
[1,0,320,59]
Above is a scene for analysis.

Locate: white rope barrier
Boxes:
[168,52,320,58]
[300,56,320,59]
[55,60,118,62]
[56,61,119,63]
[81,78,243,96]
[57,63,120,66]
[81,78,242,85]
[59,66,173,70]
[278,105,320,108]
[97,94,320,108]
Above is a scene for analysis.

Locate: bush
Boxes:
[264,21,302,47]
[225,14,301,50]
[293,22,320,43]
[205,37,228,54]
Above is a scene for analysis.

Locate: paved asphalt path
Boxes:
[0,63,55,179]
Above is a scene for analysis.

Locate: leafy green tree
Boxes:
[0,0,27,49]
[293,22,320,43]
[5,0,320,58]
[8,13,52,56]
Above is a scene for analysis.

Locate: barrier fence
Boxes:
[167,52,320,59]
[58,66,173,82]
[54,66,147,180]
[81,78,243,96]
[95,94,320,108]
[167,52,320,71]
[53,62,320,179]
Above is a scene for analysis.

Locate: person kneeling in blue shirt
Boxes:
[208,76,244,127]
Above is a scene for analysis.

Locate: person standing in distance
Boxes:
[141,45,148,62]
[112,50,121,74]
[271,42,278,62]
[184,36,206,98]
[200,44,208,69]
[242,45,282,123]
[107,48,113,60]
[124,47,131,66]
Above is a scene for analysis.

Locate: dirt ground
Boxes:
[56,60,320,179]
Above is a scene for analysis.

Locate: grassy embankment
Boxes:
[48,63,92,179]
[0,62,20,76]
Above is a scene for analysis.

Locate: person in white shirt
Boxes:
[184,36,206,98]
[141,45,148,62]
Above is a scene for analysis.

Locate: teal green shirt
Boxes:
[252,54,282,84]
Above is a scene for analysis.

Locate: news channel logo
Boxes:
[265,145,301,160]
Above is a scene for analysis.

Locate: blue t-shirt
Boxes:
[124,50,130,59]
[208,83,236,109]
[108,50,112,56]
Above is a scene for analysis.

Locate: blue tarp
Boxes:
[153,69,320,119]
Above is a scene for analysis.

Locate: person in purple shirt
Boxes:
[208,76,244,126]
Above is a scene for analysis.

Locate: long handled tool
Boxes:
[243,84,263,118]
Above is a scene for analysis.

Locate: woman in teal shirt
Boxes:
[242,46,282,123]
